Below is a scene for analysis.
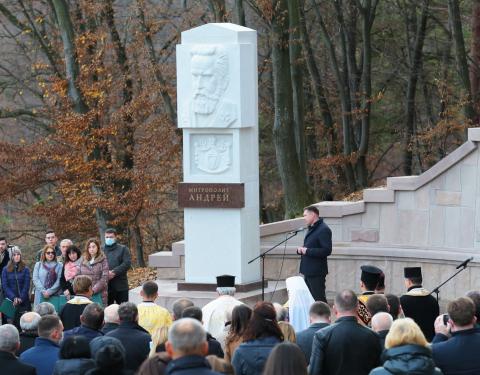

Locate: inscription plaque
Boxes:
[178,183,245,208]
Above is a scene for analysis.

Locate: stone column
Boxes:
[176,23,260,284]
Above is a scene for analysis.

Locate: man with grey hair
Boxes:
[0,324,35,374]
[34,301,56,316]
[172,298,194,321]
[58,238,73,260]
[18,312,41,355]
[165,318,221,375]
[106,302,151,372]
[202,275,243,342]
[101,303,120,335]
[371,312,393,350]
[309,290,381,375]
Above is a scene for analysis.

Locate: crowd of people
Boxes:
[1,231,480,375]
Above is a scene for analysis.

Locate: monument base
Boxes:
[177,280,266,292]
[129,279,287,310]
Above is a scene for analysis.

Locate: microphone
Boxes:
[288,227,305,234]
[456,257,473,269]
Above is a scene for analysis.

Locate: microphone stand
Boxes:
[248,230,301,301]
[430,260,471,302]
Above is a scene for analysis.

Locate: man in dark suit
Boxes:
[309,290,381,375]
[297,205,332,302]
[400,267,439,341]
[296,301,331,364]
[0,324,36,375]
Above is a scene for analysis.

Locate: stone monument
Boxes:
[176,23,260,287]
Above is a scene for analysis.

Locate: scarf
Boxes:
[43,262,58,289]
[64,260,79,281]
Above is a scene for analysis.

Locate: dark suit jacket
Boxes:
[0,351,36,375]
[300,219,332,276]
[18,332,38,355]
[309,316,381,375]
[296,322,329,364]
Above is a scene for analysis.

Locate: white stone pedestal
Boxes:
[176,23,260,284]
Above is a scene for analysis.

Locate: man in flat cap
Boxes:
[202,275,243,345]
[357,265,382,326]
[400,267,439,341]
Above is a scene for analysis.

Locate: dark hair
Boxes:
[229,305,252,337]
[242,302,283,342]
[65,245,82,264]
[376,272,385,290]
[407,276,422,285]
[118,302,138,323]
[334,290,358,312]
[45,229,55,236]
[0,236,6,242]
[105,228,117,235]
[363,279,378,291]
[386,294,401,319]
[137,352,171,375]
[448,297,476,326]
[82,303,104,330]
[466,291,480,322]
[366,294,389,316]
[83,238,103,262]
[303,205,319,216]
[95,344,125,371]
[38,314,61,338]
[142,281,158,298]
[262,342,307,375]
[172,298,194,320]
[181,306,203,322]
[60,335,91,359]
[309,301,331,319]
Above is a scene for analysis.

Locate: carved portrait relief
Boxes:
[181,45,238,128]
[191,134,232,174]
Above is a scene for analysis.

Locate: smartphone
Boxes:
[443,314,450,326]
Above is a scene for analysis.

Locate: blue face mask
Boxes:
[105,238,116,246]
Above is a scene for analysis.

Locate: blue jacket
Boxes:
[20,337,60,375]
[299,218,332,276]
[432,328,480,375]
[231,336,281,375]
[166,355,222,375]
[63,325,104,343]
[1,265,30,303]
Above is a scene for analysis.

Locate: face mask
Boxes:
[105,238,116,246]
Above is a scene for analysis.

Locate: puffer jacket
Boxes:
[53,358,95,375]
[370,345,443,375]
[231,336,280,375]
[78,254,109,305]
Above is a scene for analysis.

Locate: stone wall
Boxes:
[150,128,480,304]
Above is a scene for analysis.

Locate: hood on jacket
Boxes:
[382,344,437,375]
[82,253,106,266]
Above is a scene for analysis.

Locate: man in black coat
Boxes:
[103,228,131,304]
[431,297,480,375]
[106,302,151,372]
[18,312,41,355]
[0,324,36,375]
[309,290,381,375]
[296,301,331,364]
[400,267,439,341]
[297,206,332,302]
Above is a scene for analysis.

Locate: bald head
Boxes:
[20,312,41,332]
[104,304,120,324]
[371,312,393,333]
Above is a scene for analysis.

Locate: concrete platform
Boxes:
[129,279,288,310]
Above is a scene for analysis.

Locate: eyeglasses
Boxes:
[45,252,55,255]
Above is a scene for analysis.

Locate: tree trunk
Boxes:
[471,0,480,113]
[288,0,307,184]
[51,0,110,241]
[448,0,477,124]
[403,0,429,176]
[132,223,145,267]
[235,0,246,26]
[208,0,227,22]
[271,0,311,218]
